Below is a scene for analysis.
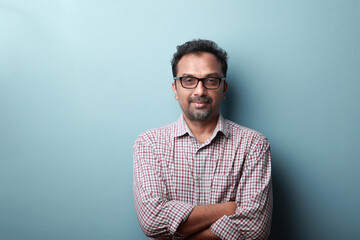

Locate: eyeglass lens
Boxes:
[181,77,220,89]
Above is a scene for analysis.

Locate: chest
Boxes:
[160,137,245,204]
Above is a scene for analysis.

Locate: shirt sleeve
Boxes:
[210,137,273,240]
[133,134,196,239]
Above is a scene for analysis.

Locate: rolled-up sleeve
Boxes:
[210,137,273,240]
[133,135,195,239]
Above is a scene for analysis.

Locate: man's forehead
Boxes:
[175,52,223,77]
[181,51,219,60]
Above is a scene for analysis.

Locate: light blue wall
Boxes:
[1,1,359,239]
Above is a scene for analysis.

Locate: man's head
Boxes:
[171,39,228,122]
[171,39,228,77]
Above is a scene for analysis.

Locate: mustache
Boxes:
[189,96,212,103]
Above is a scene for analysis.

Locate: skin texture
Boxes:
[171,52,234,238]
[177,202,237,237]
[172,52,228,144]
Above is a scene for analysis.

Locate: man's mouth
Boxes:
[192,102,208,108]
[189,97,211,109]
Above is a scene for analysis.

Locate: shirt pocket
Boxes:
[210,174,240,204]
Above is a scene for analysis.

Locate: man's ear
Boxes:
[172,81,178,100]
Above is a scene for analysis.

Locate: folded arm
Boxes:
[133,136,195,239]
[210,137,273,240]
[177,201,237,235]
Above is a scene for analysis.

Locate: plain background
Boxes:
[1,0,359,239]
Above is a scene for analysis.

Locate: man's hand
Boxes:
[177,201,237,235]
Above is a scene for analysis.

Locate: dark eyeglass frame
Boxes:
[173,76,226,90]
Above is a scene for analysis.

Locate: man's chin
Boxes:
[187,110,211,121]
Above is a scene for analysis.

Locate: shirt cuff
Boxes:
[166,200,195,235]
[210,215,242,240]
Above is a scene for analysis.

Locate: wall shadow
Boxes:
[268,151,297,240]
[222,71,297,240]
[221,71,243,123]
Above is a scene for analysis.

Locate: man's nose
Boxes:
[193,81,206,96]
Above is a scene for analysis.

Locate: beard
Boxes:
[185,96,212,121]
[187,108,211,120]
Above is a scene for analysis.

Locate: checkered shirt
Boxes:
[133,115,272,239]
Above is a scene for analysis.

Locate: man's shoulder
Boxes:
[134,121,177,145]
[223,118,269,143]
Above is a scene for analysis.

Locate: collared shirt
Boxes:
[133,115,272,240]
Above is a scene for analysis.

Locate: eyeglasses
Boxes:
[173,76,226,89]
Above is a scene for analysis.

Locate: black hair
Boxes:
[171,39,228,77]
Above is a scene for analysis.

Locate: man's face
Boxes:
[172,52,228,122]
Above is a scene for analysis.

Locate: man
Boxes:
[133,39,272,239]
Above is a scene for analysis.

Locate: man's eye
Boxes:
[182,78,196,83]
[206,78,219,84]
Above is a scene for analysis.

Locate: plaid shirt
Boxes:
[133,115,272,239]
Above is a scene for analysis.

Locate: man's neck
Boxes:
[183,113,219,144]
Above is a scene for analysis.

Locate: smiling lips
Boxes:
[189,97,211,109]
[192,101,208,108]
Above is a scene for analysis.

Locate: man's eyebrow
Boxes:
[181,73,222,77]
[181,73,195,77]
[204,72,222,77]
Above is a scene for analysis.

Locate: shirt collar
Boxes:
[173,114,230,139]
[173,115,188,137]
